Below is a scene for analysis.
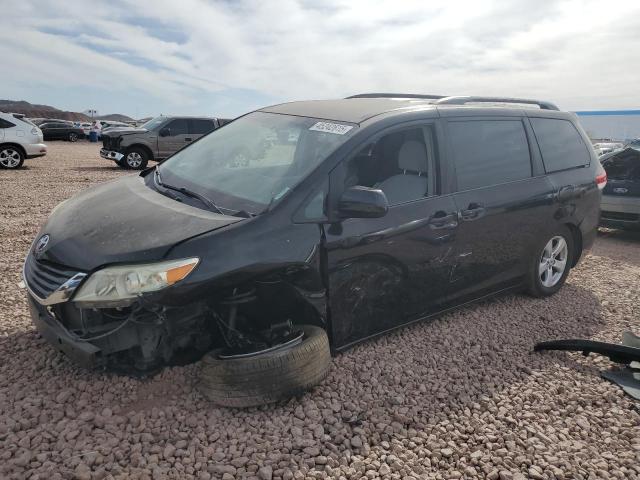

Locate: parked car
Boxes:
[599,147,640,230]
[100,115,226,169]
[624,138,640,149]
[593,141,624,156]
[40,122,85,142]
[23,94,604,406]
[0,112,47,169]
[99,120,130,131]
[31,118,74,126]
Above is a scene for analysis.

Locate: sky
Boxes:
[1,0,639,119]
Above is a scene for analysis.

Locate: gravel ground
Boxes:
[1,142,639,480]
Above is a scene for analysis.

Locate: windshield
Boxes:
[140,116,166,130]
[157,111,357,212]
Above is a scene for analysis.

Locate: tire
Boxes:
[198,325,331,408]
[0,146,25,169]
[68,132,79,142]
[123,147,149,170]
[527,225,574,297]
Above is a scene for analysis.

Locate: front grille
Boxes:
[24,254,81,301]
[601,210,639,222]
[102,136,111,149]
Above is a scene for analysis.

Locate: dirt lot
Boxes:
[1,142,639,480]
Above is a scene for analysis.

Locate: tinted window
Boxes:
[190,119,216,134]
[165,119,189,135]
[530,118,590,172]
[449,120,531,191]
[0,119,15,128]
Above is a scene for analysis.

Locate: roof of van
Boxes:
[261,98,438,124]
[261,95,563,125]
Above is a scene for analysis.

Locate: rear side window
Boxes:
[0,118,15,128]
[190,119,216,134]
[530,118,590,172]
[449,120,531,191]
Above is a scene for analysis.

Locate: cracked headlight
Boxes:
[73,258,199,306]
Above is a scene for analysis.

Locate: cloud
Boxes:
[0,0,639,117]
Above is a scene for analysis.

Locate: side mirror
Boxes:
[338,186,389,219]
[159,127,171,137]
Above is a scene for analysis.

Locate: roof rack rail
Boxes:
[346,93,446,100]
[434,96,559,111]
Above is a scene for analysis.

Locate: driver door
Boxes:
[324,122,460,349]
[157,118,190,158]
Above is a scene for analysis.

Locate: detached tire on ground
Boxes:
[198,325,331,408]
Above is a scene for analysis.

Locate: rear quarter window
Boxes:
[449,119,532,191]
[0,118,15,128]
[530,118,591,173]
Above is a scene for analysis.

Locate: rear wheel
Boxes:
[123,147,149,170]
[68,132,79,142]
[198,324,331,408]
[0,146,24,169]
[527,226,574,297]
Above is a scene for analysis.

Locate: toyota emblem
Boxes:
[34,234,50,256]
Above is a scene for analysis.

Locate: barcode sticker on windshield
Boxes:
[309,122,354,135]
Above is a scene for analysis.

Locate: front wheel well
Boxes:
[124,143,154,161]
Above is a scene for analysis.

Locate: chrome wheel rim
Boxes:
[539,236,568,288]
[127,152,142,168]
[69,133,78,142]
[0,148,21,168]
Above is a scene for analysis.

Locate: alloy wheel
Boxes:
[539,236,568,288]
[126,152,142,168]
[0,148,21,168]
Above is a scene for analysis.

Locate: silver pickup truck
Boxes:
[100,115,231,169]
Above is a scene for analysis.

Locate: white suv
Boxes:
[0,112,47,169]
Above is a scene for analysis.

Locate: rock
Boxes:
[74,463,92,480]
[163,444,176,459]
[258,466,273,480]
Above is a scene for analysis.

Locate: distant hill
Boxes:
[0,100,135,122]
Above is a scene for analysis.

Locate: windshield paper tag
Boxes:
[309,122,353,135]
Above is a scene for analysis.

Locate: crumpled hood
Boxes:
[35,175,242,271]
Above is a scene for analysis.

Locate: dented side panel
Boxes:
[324,195,460,349]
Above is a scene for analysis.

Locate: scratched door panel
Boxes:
[325,194,459,349]
[448,175,555,303]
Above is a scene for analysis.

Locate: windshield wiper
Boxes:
[154,169,225,215]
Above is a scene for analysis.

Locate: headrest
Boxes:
[398,140,428,173]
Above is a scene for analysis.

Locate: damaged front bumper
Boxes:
[26,292,213,372]
[28,295,102,366]
[100,149,124,162]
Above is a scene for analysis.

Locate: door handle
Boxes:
[428,211,458,230]
[459,203,485,221]
[185,137,192,142]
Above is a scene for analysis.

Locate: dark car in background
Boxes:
[600,147,640,230]
[100,115,232,169]
[40,121,85,142]
[23,94,604,406]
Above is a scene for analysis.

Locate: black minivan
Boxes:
[23,94,605,406]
